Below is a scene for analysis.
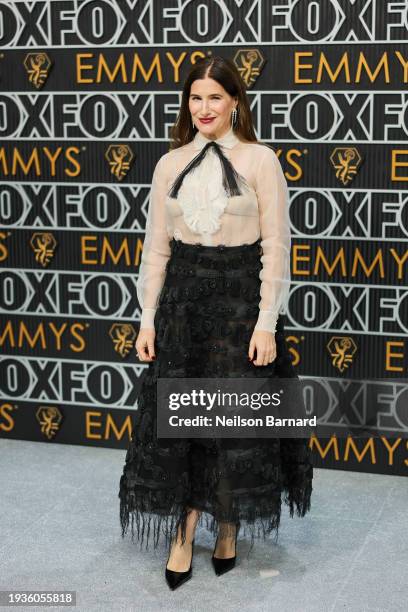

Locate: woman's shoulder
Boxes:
[240,139,276,153]
[153,147,180,173]
[155,145,189,179]
[237,141,279,169]
[157,144,191,167]
[163,140,194,155]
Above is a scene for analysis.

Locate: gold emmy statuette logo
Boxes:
[23,52,52,89]
[233,49,265,88]
[330,147,362,186]
[105,144,134,181]
[109,323,138,357]
[36,406,63,439]
[327,336,357,372]
[30,232,57,267]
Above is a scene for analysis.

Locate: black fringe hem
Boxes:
[119,480,312,560]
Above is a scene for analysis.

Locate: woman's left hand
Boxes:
[248,330,276,366]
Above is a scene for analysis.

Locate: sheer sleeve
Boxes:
[136,153,172,329]
[253,146,291,333]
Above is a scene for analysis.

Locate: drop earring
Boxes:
[231,107,237,127]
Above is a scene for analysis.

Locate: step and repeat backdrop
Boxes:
[0,0,407,475]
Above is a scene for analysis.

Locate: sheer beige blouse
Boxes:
[137,126,291,334]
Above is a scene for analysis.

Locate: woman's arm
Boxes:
[253,146,291,333]
[136,153,172,329]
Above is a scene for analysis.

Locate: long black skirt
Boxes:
[119,237,313,556]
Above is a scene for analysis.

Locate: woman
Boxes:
[118,55,313,590]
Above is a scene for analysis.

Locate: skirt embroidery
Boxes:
[118,238,313,557]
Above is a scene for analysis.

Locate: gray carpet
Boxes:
[0,438,406,612]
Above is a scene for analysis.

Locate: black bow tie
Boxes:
[168,140,248,199]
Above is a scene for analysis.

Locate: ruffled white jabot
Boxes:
[177,145,229,235]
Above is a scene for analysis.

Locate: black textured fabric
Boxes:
[119,238,313,557]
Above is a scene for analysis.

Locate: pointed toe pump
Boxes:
[211,530,238,576]
[165,539,195,591]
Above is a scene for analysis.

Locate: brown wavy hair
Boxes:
[168,55,259,151]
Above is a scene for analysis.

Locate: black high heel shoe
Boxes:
[211,528,238,576]
[165,538,195,591]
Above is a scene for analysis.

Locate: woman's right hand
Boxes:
[135,328,156,362]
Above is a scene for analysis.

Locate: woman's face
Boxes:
[189,77,237,140]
